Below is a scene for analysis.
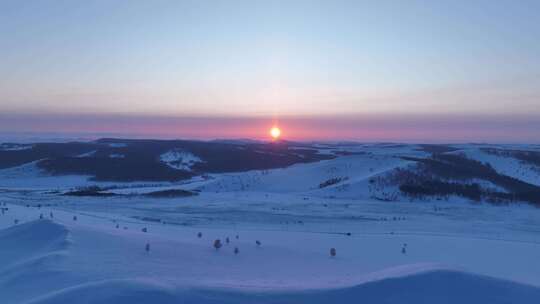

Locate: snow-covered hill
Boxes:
[195,153,411,199]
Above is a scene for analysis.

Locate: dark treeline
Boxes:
[397,153,540,205]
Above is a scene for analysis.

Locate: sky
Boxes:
[1,0,539,142]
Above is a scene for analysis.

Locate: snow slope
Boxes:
[24,271,540,304]
[1,198,540,303]
[461,147,540,186]
[0,162,94,191]
[195,154,410,198]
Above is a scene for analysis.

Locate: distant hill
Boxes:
[0,138,333,182]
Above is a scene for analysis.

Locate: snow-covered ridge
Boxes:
[77,150,96,158]
[0,143,33,151]
[108,143,127,148]
[17,270,540,304]
[160,149,204,171]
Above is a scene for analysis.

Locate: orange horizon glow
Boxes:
[1,112,540,143]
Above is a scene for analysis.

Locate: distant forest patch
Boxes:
[144,189,197,198]
[375,153,540,206]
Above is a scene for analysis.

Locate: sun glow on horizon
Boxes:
[270,126,281,140]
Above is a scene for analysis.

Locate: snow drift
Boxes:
[23,271,540,304]
[0,219,70,266]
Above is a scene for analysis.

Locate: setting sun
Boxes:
[270,126,281,139]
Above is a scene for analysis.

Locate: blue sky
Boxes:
[1,0,539,141]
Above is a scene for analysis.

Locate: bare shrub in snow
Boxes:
[401,243,407,254]
[319,177,349,189]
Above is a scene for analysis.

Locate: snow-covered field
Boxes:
[1,143,540,303]
[160,149,204,171]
